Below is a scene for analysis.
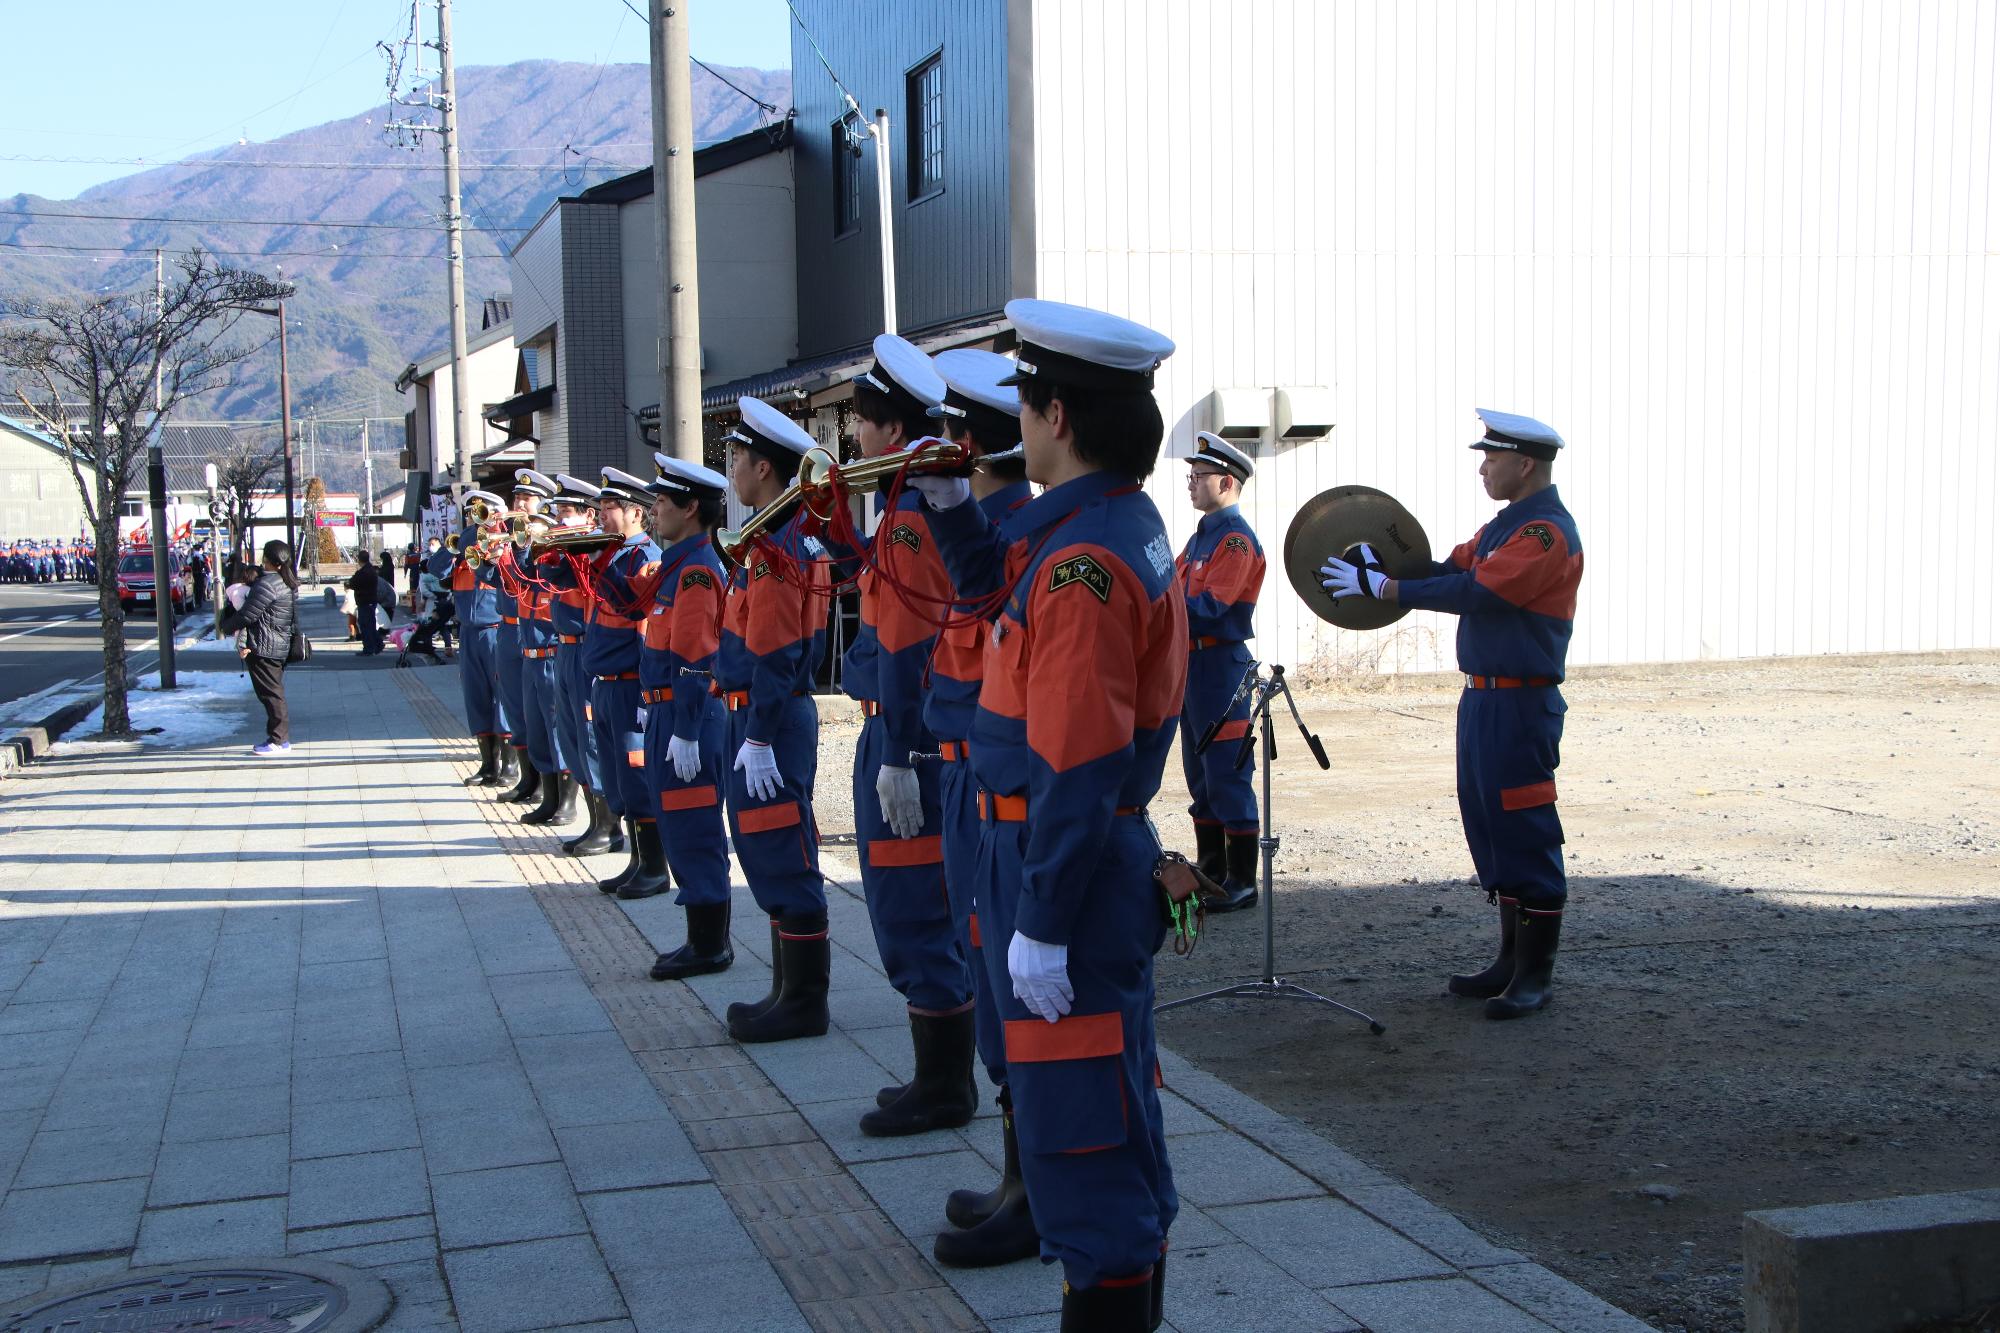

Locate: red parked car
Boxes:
[116,551,194,615]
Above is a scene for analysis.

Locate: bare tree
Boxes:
[211,426,287,571]
[0,251,292,736]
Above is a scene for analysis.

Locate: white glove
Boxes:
[1319,550,1390,600]
[1008,931,1073,1023]
[733,739,782,802]
[633,706,649,730]
[909,472,970,512]
[875,763,924,839]
[669,734,701,783]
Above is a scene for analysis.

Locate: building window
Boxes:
[833,114,863,236]
[907,55,943,200]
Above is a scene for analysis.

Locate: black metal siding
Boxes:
[791,0,1011,357]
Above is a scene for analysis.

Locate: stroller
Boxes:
[394,596,457,667]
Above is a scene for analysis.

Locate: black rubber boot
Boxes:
[860,1009,978,1137]
[728,914,829,1044]
[1201,830,1260,914]
[1486,908,1562,1020]
[521,771,570,825]
[1193,822,1225,884]
[597,819,642,894]
[1059,1275,1153,1332]
[651,900,734,980]
[1447,897,1519,999]
[547,771,580,824]
[1150,1251,1166,1331]
[725,919,784,1029]
[463,735,498,786]
[487,742,520,790]
[933,1093,1039,1268]
[563,789,622,857]
[502,754,540,804]
[616,819,672,899]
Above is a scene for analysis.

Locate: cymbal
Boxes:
[1282,485,1432,631]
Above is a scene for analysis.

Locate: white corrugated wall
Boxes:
[1025,0,2000,671]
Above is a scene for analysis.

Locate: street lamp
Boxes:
[245,300,296,563]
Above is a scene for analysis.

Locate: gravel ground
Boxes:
[813,650,2000,1333]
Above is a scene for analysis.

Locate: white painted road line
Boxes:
[0,615,84,645]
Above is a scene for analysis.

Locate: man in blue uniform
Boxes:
[543,476,623,857]
[717,397,834,1044]
[840,334,977,1139]
[640,453,735,974]
[584,468,666,898]
[1177,433,1266,913]
[452,490,511,786]
[496,471,555,806]
[506,470,567,824]
[1319,409,1584,1020]
[920,348,1040,1268]
[918,299,1184,1330]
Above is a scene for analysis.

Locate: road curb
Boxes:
[0,696,101,776]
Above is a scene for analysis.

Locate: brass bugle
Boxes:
[716,450,816,561]
[799,437,970,499]
[527,528,621,557]
[508,512,556,542]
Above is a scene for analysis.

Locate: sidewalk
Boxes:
[0,623,1653,1332]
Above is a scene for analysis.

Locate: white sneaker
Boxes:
[252,742,292,757]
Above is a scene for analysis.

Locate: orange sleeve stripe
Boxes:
[1003,1010,1125,1063]
[1195,544,1265,605]
[1211,719,1251,743]
[968,911,982,948]
[1475,527,1579,614]
[866,835,943,868]
[1501,780,1557,810]
[660,784,719,812]
[674,584,722,659]
[736,802,802,834]
[626,749,645,767]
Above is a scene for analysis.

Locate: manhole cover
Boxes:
[1,1259,391,1333]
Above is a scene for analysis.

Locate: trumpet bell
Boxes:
[1283,485,1432,631]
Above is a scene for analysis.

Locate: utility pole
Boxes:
[437,0,475,485]
[872,110,897,334]
[360,418,372,556]
[149,248,177,689]
[650,1,703,463]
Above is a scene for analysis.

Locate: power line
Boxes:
[0,207,529,234]
[0,238,508,261]
[0,153,650,173]
[694,58,783,116]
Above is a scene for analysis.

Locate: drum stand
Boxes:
[1156,662,1385,1034]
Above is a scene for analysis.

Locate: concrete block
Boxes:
[0,1178,149,1262]
[417,1107,561,1176]
[1474,1263,1660,1332]
[1154,1242,1362,1333]
[1344,1183,1525,1269]
[1209,1196,1456,1289]
[616,1264,808,1333]
[15,1123,160,1188]
[292,1050,410,1104]
[798,1095,974,1164]
[292,1093,421,1159]
[581,1184,760,1272]
[1326,1275,1557,1332]
[133,1198,287,1266]
[442,1234,627,1333]
[432,1162,587,1250]
[288,1148,431,1229]
[149,1133,290,1207]
[163,1081,290,1142]
[553,1118,707,1193]
[1744,1189,2000,1333]
[1167,1132,1321,1210]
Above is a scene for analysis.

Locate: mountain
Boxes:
[0,60,790,486]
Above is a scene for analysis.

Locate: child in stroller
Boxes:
[393,595,456,667]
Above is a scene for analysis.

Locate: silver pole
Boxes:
[872,109,897,333]
[652,0,704,462]
[436,0,475,482]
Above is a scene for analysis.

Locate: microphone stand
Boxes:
[1157,661,1385,1034]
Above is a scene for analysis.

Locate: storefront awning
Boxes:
[483,385,555,423]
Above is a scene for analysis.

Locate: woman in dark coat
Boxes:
[348,556,382,656]
[376,549,399,625]
[219,539,300,756]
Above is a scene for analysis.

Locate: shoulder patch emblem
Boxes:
[752,560,772,582]
[888,523,921,554]
[1048,553,1113,604]
[681,567,714,591]
[1223,534,1251,554]
[1520,523,1555,552]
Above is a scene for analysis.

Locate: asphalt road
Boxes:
[0,583,177,724]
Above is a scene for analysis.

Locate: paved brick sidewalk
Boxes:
[0,627,1652,1332]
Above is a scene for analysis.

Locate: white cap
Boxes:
[726,396,816,464]
[853,333,947,413]
[512,468,558,497]
[554,473,602,502]
[463,490,506,511]
[929,348,1021,420]
[999,298,1174,391]
[650,451,728,500]
[598,467,654,507]
[1189,432,1255,481]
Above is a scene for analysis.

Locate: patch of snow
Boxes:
[52,669,257,752]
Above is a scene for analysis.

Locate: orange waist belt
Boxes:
[641,687,674,704]
[502,615,519,624]
[940,740,969,762]
[557,634,582,644]
[595,671,640,683]
[522,647,556,659]
[1463,675,1556,690]
[977,791,1142,822]
[722,689,805,710]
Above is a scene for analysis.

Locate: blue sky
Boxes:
[0,0,793,201]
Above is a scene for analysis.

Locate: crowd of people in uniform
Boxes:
[1,540,96,583]
[425,297,1582,1331]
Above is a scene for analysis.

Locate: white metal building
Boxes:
[1018,0,1999,671]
